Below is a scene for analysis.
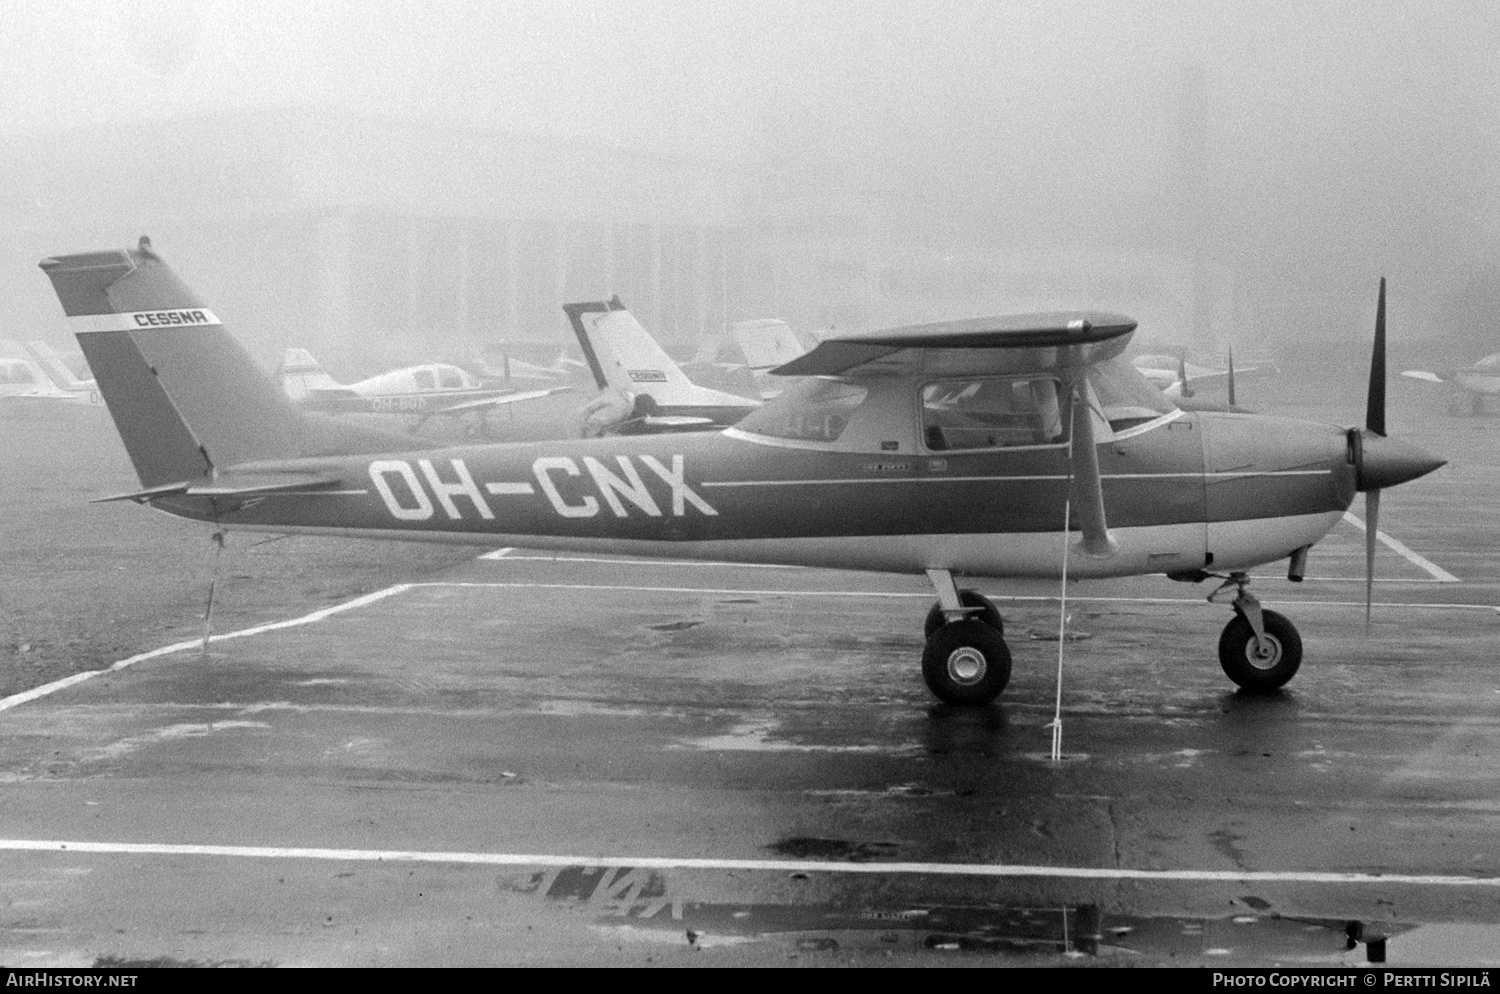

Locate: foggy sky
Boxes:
[4,0,1499,322]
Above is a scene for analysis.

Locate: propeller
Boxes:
[1363,278,1387,626]
[1226,345,1237,409]
[1178,352,1194,398]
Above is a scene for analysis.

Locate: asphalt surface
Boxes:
[1,383,1497,968]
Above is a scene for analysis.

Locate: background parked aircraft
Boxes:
[276,347,571,430]
[1132,351,1271,398]
[1402,353,1500,415]
[0,340,101,406]
[26,340,97,393]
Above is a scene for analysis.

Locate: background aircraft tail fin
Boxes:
[564,297,703,405]
[276,347,342,400]
[39,237,317,487]
[731,319,811,372]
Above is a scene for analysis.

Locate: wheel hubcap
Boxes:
[946,647,987,686]
[1244,633,1282,670]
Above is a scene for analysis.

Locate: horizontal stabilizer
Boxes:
[92,471,346,504]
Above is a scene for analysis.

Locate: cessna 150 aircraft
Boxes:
[41,239,1444,704]
[276,347,570,427]
[1402,353,1500,415]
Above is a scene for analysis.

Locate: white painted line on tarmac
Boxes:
[2,838,1498,888]
[421,581,1500,614]
[1341,511,1460,582]
[0,584,415,714]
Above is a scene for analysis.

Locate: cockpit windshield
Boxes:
[736,377,869,442]
[1087,355,1177,431]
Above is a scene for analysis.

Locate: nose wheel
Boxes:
[1209,573,1303,691]
[921,570,1011,704]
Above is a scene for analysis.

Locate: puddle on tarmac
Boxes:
[648,620,704,632]
[498,863,1453,964]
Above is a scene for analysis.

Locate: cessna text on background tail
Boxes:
[42,240,1444,704]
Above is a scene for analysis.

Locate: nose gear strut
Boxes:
[1206,571,1268,653]
[1205,571,1304,691]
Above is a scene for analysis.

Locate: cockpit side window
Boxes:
[921,376,1068,451]
[413,369,437,391]
[736,377,869,442]
[437,367,465,389]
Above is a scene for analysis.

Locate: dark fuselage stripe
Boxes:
[701,470,1332,488]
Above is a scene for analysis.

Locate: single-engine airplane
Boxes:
[276,347,571,428]
[1402,353,1500,415]
[565,297,760,436]
[41,238,1444,704]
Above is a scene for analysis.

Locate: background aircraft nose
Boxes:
[1355,431,1446,492]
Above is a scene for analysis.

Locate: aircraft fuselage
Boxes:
[154,410,1357,580]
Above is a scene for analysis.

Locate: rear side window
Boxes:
[922,377,1068,450]
[413,369,437,391]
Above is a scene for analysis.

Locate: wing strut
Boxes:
[1067,381,1118,558]
[1049,379,1118,762]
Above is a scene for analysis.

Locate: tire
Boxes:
[1218,609,1303,691]
[924,590,1004,639]
[922,619,1012,704]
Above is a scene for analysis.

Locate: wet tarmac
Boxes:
[1,393,1498,967]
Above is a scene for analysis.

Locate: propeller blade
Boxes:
[1364,487,1381,627]
[1227,345,1237,409]
[1179,352,1193,398]
[1366,278,1387,437]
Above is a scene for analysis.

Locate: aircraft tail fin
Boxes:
[730,319,811,372]
[37,237,388,489]
[276,347,341,401]
[564,297,699,404]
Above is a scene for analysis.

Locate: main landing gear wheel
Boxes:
[923,589,1003,638]
[922,619,1012,705]
[1218,609,1303,691]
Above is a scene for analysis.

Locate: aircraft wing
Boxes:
[430,385,574,414]
[1401,370,1447,384]
[771,312,1137,378]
